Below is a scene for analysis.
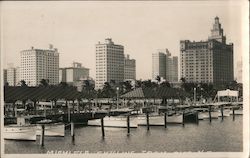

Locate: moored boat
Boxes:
[4,125,37,141]
[198,111,220,120]
[88,115,138,128]
[36,123,65,137]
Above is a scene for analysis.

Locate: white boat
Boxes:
[218,109,231,117]
[88,116,138,128]
[137,114,183,126]
[4,125,37,141]
[233,109,243,115]
[36,123,65,137]
[198,111,220,120]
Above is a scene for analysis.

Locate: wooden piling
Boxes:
[196,111,199,125]
[209,105,212,123]
[233,108,235,121]
[40,124,45,147]
[220,105,224,120]
[127,115,130,135]
[101,118,105,137]
[71,122,75,142]
[164,112,167,128]
[182,113,185,127]
[146,112,149,131]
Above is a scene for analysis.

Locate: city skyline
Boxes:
[2,1,244,81]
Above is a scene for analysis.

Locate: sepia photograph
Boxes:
[1,1,249,158]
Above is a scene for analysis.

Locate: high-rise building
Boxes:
[59,62,89,85]
[96,38,124,89]
[152,49,178,82]
[3,69,7,85]
[6,64,20,86]
[124,54,136,80]
[20,45,59,86]
[180,17,234,83]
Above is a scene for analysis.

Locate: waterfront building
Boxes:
[20,45,59,86]
[180,17,234,83]
[152,49,178,82]
[59,62,89,85]
[124,54,136,80]
[96,38,124,89]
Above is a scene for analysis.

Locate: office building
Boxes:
[236,61,242,83]
[152,49,178,82]
[20,45,59,86]
[59,62,89,85]
[3,69,7,85]
[180,17,234,83]
[96,38,124,89]
[124,54,136,80]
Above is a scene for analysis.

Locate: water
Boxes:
[5,115,242,154]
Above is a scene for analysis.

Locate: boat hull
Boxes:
[137,114,183,126]
[36,123,65,137]
[198,111,219,120]
[4,125,37,141]
[218,109,231,117]
[88,116,138,128]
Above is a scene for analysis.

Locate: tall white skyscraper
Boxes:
[152,49,178,82]
[20,45,59,86]
[96,38,124,89]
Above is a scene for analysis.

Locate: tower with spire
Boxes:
[208,16,226,43]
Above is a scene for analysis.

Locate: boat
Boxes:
[88,115,138,128]
[232,108,243,115]
[198,111,220,120]
[36,123,65,137]
[4,117,36,141]
[218,109,231,117]
[137,113,183,126]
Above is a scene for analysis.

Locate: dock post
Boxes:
[127,115,130,135]
[101,118,105,137]
[233,108,235,121]
[71,122,75,142]
[220,105,224,121]
[182,113,185,127]
[209,105,212,123]
[40,124,45,147]
[196,111,199,125]
[146,112,149,131]
[164,112,167,128]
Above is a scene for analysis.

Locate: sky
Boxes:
[1,1,246,81]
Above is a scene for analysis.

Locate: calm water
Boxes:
[5,115,243,154]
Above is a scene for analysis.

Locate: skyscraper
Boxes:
[20,45,59,86]
[96,38,124,89]
[6,66,20,86]
[124,54,136,80]
[180,17,234,83]
[152,49,178,82]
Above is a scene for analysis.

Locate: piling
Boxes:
[196,111,199,125]
[146,112,150,131]
[101,118,105,137]
[40,124,45,147]
[233,108,235,121]
[127,115,130,135]
[220,105,224,120]
[164,112,167,128]
[182,113,185,127]
[71,122,75,142]
[209,105,212,123]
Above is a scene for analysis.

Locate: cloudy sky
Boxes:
[1,1,246,81]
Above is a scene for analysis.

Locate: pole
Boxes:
[209,105,212,123]
[194,88,196,105]
[127,115,130,135]
[164,112,167,128]
[196,111,199,125]
[233,107,235,121]
[71,122,75,142]
[182,113,185,127]
[101,118,105,137]
[146,112,149,131]
[220,105,224,120]
[40,124,45,147]
[66,100,70,123]
[117,87,119,110]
